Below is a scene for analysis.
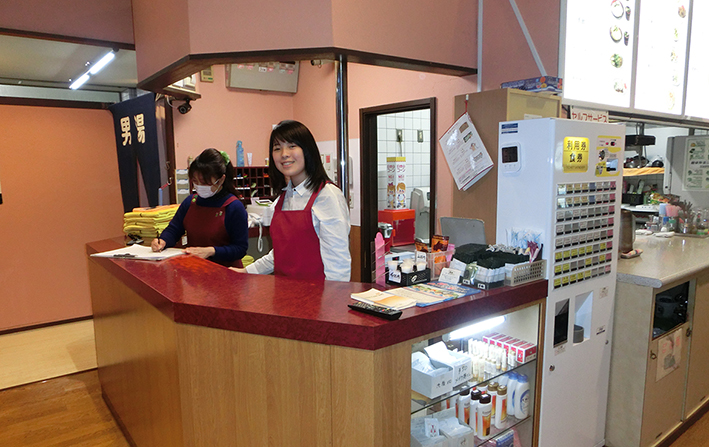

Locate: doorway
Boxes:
[359,98,437,283]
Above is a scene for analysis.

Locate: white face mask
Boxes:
[194,184,216,199]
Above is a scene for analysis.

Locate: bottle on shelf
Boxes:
[514,374,530,420]
[470,388,482,436]
[477,392,493,440]
[488,381,498,417]
[495,385,508,429]
[507,372,518,417]
[457,388,471,425]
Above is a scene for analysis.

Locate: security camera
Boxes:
[177,99,192,114]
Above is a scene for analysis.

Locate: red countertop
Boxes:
[87,238,547,351]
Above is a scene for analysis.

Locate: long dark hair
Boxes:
[188,148,237,196]
[269,120,330,192]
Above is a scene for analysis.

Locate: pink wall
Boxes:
[346,64,478,224]
[332,0,476,69]
[131,0,478,85]
[481,0,560,91]
[187,0,334,54]
[0,0,134,44]
[293,63,338,142]
[173,66,295,169]
[132,0,191,82]
[0,105,124,331]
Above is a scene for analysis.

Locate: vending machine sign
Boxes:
[563,137,590,173]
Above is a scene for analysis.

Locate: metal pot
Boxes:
[619,209,636,253]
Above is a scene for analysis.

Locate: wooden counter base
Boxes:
[91,260,410,447]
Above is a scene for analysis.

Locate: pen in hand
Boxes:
[151,238,166,252]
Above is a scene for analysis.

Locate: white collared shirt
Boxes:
[246,180,351,281]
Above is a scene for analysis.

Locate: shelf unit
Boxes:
[234,166,275,204]
[410,302,543,447]
[623,167,665,177]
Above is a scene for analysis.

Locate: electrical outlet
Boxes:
[417,130,424,143]
[396,129,403,143]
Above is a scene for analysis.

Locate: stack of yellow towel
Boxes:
[123,204,179,238]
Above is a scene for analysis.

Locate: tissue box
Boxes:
[427,349,473,386]
[412,352,454,399]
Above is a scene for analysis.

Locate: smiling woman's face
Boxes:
[272,139,307,186]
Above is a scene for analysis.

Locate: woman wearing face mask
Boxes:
[232,120,351,281]
[151,148,249,267]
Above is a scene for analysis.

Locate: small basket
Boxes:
[505,260,547,287]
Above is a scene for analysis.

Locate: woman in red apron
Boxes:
[152,148,248,267]
[234,120,351,281]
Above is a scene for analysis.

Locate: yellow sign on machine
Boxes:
[563,137,590,173]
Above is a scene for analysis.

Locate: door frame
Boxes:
[359,97,437,283]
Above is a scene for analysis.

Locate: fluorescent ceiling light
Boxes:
[89,52,115,75]
[448,316,506,340]
[69,73,90,90]
[68,50,117,90]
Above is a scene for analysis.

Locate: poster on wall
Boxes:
[563,0,637,108]
[634,0,690,115]
[682,137,709,191]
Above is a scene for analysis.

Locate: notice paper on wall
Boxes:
[439,113,493,191]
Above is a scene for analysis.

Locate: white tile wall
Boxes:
[376,109,431,210]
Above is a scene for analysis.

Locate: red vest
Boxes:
[183,195,244,268]
[271,183,325,280]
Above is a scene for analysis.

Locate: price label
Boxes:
[388,270,402,283]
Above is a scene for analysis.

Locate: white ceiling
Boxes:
[0,34,137,93]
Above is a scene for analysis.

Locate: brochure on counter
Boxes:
[351,282,480,310]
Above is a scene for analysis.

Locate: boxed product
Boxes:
[387,268,431,286]
[510,340,537,363]
[410,417,449,447]
[482,333,538,364]
[439,416,474,447]
[411,352,454,399]
[425,342,473,385]
[500,76,562,93]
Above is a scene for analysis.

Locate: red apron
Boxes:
[271,183,325,280]
[183,195,244,268]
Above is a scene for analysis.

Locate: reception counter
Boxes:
[87,238,547,447]
[607,235,709,447]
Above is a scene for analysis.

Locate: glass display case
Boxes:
[410,303,542,446]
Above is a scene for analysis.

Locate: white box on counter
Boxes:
[411,352,454,399]
[424,342,473,386]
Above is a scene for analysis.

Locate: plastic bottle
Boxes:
[514,374,530,419]
[470,388,482,435]
[495,385,508,429]
[507,373,518,417]
[458,388,471,424]
[488,381,498,417]
[477,393,493,440]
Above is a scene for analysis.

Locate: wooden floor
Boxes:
[0,369,707,447]
[0,320,97,390]
[0,370,130,447]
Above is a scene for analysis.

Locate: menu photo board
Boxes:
[684,0,709,120]
[562,0,637,109]
[634,0,690,115]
